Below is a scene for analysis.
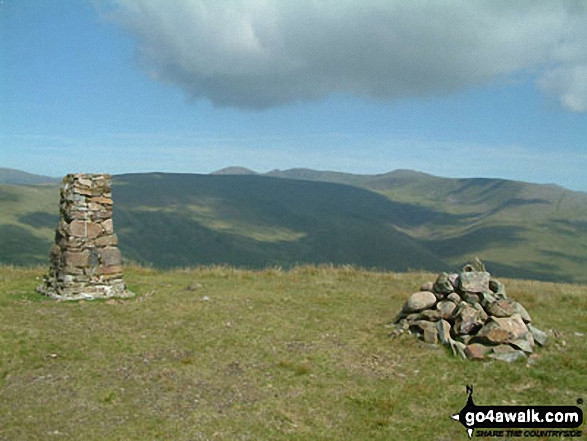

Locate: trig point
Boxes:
[37,173,134,300]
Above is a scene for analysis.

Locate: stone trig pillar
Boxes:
[37,173,134,300]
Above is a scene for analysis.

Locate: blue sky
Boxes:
[1,1,587,192]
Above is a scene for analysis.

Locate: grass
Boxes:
[0,265,585,440]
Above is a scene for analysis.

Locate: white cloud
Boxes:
[101,0,587,110]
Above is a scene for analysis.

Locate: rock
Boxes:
[489,279,506,297]
[68,220,103,239]
[404,291,437,313]
[488,345,527,363]
[450,340,467,359]
[448,273,459,289]
[436,320,452,345]
[409,320,439,344]
[420,281,434,292]
[94,234,118,247]
[433,272,454,296]
[465,343,490,360]
[453,302,487,335]
[447,293,461,304]
[511,301,532,323]
[476,314,529,344]
[486,299,516,318]
[474,324,510,345]
[423,327,438,344]
[102,219,114,235]
[436,300,457,319]
[510,334,534,354]
[458,271,491,294]
[63,250,90,268]
[463,292,481,305]
[98,247,122,267]
[463,257,486,272]
[479,290,499,308]
[528,324,548,346]
[419,309,441,322]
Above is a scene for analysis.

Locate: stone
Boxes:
[436,300,457,319]
[510,334,534,354]
[488,345,527,363]
[486,299,516,317]
[479,290,499,308]
[409,320,437,336]
[404,291,437,313]
[474,325,510,345]
[447,293,461,304]
[63,250,90,268]
[476,314,529,345]
[458,271,490,294]
[68,220,103,239]
[463,257,486,272]
[94,234,118,247]
[463,292,481,305]
[489,279,506,297]
[89,196,113,206]
[453,302,487,335]
[419,309,441,322]
[433,272,454,296]
[98,247,122,267]
[420,281,434,292]
[102,219,114,235]
[423,327,439,344]
[436,319,452,345]
[465,343,490,360]
[493,314,529,340]
[450,340,467,359]
[447,273,459,289]
[528,324,548,346]
[511,301,532,323]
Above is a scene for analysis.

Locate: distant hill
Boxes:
[211,167,258,175]
[0,168,59,185]
[263,168,587,282]
[1,169,586,283]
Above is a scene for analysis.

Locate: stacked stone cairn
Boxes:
[37,174,134,300]
[390,259,548,362]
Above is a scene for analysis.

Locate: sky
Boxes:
[1,0,587,192]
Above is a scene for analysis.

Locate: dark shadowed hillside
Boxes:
[112,173,445,271]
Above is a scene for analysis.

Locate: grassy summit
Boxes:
[0,265,585,440]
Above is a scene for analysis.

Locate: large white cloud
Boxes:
[102,0,587,110]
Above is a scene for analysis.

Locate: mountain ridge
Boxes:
[1,168,586,283]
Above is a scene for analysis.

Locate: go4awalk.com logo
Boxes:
[451,386,584,439]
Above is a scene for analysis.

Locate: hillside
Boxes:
[112,173,444,272]
[264,169,587,282]
[1,169,586,282]
[0,168,60,185]
[0,265,585,440]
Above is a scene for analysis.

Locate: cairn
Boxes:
[390,258,547,362]
[37,174,133,300]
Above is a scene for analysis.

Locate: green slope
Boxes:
[265,169,587,282]
[112,173,445,271]
[0,184,60,265]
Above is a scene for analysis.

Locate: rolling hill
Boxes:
[1,169,586,282]
[0,168,60,185]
